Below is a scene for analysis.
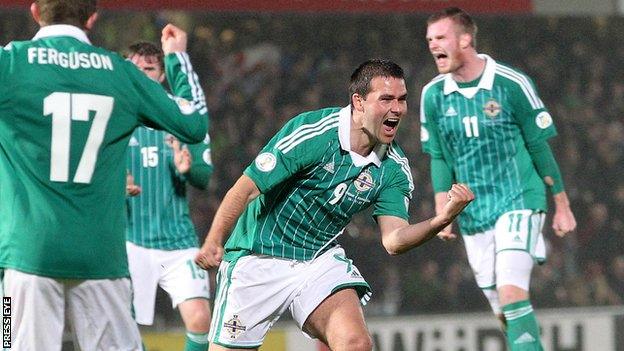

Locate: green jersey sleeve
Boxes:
[419,81,445,159]
[509,73,557,145]
[373,145,413,220]
[127,53,207,144]
[185,133,213,190]
[244,111,336,193]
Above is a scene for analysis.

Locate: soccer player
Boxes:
[0,1,207,350]
[125,41,213,351]
[195,59,474,351]
[420,7,577,350]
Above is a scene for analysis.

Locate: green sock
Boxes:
[502,300,543,351]
[184,331,209,351]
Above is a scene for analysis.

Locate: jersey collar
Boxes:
[32,24,91,44]
[338,105,384,167]
[443,54,496,99]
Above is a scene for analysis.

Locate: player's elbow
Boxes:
[381,233,406,256]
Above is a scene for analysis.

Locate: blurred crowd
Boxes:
[2,10,623,319]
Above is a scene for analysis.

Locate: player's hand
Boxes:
[126,172,141,197]
[161,24,187,54]
[436,184,474,238]
[551,192,576,237]
[436,224,457,241]
[169,136,192,174]
[195,239,224,270]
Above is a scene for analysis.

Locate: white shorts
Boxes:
[463,210,546,289]
[3,269,142,351]
[126,242,211,325]
[208,246,371,349]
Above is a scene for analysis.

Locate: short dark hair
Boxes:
[427,7,478,48]
[35,0,97,28]
[349,59,404,105]
[126,42,164,70]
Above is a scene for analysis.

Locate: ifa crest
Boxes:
[483,99,501,118]
[354,170,375,192]
[223,314,247,339]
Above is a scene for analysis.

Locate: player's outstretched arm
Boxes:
[195,175,260,269]
[379,183,474,255]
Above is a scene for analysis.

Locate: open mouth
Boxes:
[383,118,400,129]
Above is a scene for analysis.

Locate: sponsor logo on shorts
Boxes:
[224,314,247,339]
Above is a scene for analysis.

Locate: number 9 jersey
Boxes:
[224,106,413,262]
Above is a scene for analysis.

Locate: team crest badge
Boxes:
[483,99,501,118]
[223,314,247,339]
[354,170,375,192]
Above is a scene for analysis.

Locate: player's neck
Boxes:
[452,52,486,83]
[350,127,375,157]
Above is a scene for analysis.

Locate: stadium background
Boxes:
[1,0,623,350]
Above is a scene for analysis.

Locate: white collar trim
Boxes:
[443,54,496,98]
[32,24,91,44]
[338,106,385,167]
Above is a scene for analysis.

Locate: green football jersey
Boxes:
[224,106,414,261]
[420,54,557,235]
[0,25,207,279]
[126,127,212,250]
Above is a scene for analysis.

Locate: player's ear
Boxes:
[30,2,42,25]
[85,12,98,31]
[352,93,365,112]
[459,33,472,49]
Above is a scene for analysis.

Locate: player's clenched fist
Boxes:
[195,239,224,270]
[442,183,474,219]
[161,23,187,54]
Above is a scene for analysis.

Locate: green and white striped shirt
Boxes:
[0,25,207,279]
[126,127,212,250]
[224,106,414,261]
[420,54,557,235]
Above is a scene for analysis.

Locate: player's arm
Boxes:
[171,137,213,190]
[184,140,213,189]
[511,75,576,237]
[196,175,260,269]
[162,24,207,119]
[132,24,207,144]
[419,84,457,240]
[526,140,576,236]
[378,183,474,255]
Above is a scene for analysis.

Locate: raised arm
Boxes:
[133,23,207,144]
[379,183,474,255]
